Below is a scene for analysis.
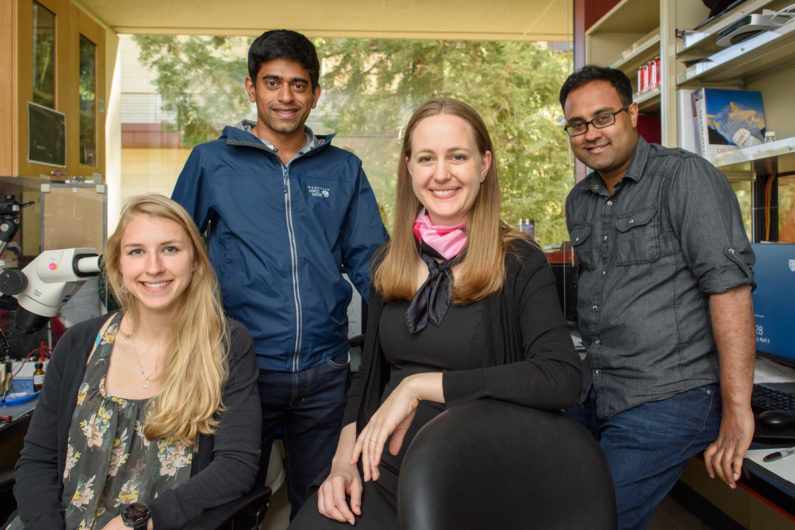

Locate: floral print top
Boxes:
[9,312,194,529]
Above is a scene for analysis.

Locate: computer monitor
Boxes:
[751,243,795,368]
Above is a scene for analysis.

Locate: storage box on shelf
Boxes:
[691,87,766,163]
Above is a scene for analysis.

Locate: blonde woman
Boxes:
[291,98,582,529]
[7,194,260,530]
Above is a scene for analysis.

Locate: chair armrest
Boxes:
[348,334,365,348]
[183,484,271,530]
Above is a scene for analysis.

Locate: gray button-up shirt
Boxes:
[565,137,754,419]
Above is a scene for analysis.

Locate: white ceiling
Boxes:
[75,0,573,41]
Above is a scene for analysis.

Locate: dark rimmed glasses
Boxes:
[564,104,631,137]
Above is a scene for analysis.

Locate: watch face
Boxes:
[123,502,150,526]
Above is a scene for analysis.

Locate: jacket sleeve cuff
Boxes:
[442,369,486,407]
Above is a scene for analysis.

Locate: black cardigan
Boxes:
[343,238,583,433]
[11,314,261,530]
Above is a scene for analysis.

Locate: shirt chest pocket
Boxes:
[570,224,596,271]
[615,208,660,266]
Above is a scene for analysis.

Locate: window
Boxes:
[32,1,56,108]
[79,34,97,166]
[729,179,753,240]
[779,175,795,243]
[124,36,573,246]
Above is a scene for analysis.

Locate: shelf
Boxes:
[587,0,659,34]
[676,0,776,54]
[586,0,659,67]
[679,20,795,84]
[712,136,795,167]
[634,85,661,112]
[610,29,660,72]
[0,175,52,188]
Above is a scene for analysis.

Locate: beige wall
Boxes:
[120,147,191,203]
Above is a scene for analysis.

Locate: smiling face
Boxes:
[119,214,196,318]
[564,79,639,189]
[406,114,492,226]
[245,57,320,144]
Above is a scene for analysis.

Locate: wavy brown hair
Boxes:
[104,194,229,445]
[374,98,527,302]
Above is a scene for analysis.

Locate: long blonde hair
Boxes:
[104,194,229,444]
[374,98,527,302]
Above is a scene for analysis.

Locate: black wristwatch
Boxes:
[122,501,150,529]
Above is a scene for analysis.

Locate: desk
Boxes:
[0,391,37,523]
[678,452,795,529]
[754,356,795,386]
[744,448,795,516]
[676,358,795,528]
[739,358,795,521]
[0,392,37,472]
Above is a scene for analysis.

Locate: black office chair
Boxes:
[397,399,616,530]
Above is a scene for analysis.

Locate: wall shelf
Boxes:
[634,86,661,112]
[586,0,660,73]
[713,137,795,168]
[610,29,660,72]
[679,20,795,84]
[676,0,779,54]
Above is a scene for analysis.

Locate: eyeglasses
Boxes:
[564,104,631,137]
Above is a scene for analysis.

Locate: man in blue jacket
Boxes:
[172,29,388,518]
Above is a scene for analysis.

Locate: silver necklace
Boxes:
[122,326,160,389]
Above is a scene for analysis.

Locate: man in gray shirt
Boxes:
[561,65,755,530]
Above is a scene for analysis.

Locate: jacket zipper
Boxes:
[236,132,330,372]
[282,165,303,371]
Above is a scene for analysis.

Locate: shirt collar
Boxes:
[621,136,649,184]
[234,119,320,155]
[581,135,648,196]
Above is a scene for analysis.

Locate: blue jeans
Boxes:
[257,351,350,519]
[567,384,722,530]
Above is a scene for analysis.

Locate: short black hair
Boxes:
[248,30,320,89]
[559,65,633,108]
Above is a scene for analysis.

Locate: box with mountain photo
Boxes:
[691,88,766,163]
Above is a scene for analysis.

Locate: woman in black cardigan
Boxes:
[291,98,582,529]
[7,195,260,530]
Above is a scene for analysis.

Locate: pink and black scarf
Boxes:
[405,210,467,334]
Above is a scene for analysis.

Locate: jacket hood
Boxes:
[220,120,333,154]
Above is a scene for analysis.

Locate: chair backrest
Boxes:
[397,399,616,530]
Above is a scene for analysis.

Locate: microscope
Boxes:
[0,196,101,394]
